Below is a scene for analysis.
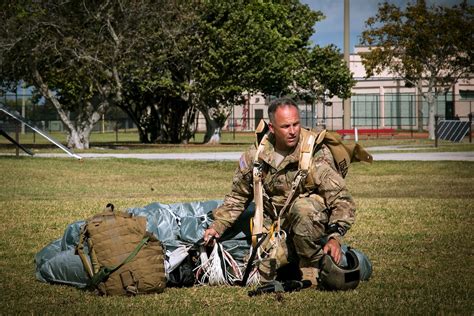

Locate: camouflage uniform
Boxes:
[210,131,356,269]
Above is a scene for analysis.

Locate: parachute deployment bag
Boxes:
[76,209,166,296]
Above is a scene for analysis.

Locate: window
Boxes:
[460,90,474,100]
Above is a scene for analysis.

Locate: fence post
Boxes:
[15,121,20,157]
[434,114,439,148]
[469,112,472,144]
[232,104,236,141]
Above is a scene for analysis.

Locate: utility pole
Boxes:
[343,0,351,130]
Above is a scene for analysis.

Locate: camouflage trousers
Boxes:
[281,195,328,269]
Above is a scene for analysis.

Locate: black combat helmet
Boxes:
[318,248,361,291]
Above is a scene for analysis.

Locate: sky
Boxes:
[300,0,471,53]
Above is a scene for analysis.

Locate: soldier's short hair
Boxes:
[268,97,299,123]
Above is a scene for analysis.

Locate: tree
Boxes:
[0,1,172,148]
[291,44,355,103]
[0,1,355,146]
[360,0,474,139]
[113,2,202,143]
[115,0,324,144]
[2,2,106,148]
[194,0,324,143]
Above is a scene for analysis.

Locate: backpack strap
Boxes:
[251,126,327,240]
[76,223,94,278]
[299,128,325,170]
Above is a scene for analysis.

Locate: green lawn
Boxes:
[0,157,473,314]
[1,129,473,155]
[0,129,256,146]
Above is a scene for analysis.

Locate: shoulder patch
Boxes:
[239,153,249,171]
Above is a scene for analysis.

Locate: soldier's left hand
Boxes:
[323,238,342,265]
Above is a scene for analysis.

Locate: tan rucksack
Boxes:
[76,205,166,296]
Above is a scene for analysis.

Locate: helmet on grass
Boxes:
[318,248,361,291]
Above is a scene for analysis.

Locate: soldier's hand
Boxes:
[323,238,342,265]
[203,228,220,246]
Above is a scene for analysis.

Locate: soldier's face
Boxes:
[269,105,301,152]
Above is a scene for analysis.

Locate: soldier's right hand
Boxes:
[203,228,220,246]
[323,238,342,265]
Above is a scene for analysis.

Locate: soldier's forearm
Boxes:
[211,195,251,235]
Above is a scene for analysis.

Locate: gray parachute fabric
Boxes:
[35,200,372,288]
[35,220,89,288]
[35,200,252,288]
[127,200,222,248]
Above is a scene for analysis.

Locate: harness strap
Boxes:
[252,132,268,247]
[276,171,306,220]
[252,128,323,244]
[240,232,267,286]
[277,129,320,219]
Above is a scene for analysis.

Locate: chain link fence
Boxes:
[1,91,473,143]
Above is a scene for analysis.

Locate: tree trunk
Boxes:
[32,66,107,149]
[201,109,221,144]
[137,125,151,143]
[427,101,436,140]
[206,126,221,144]
[156,97,194,144]
[417,80,424,132]
[59,109,105,149]
[67,127,92,149]
[117,103,153,143]
[180,105,197,144]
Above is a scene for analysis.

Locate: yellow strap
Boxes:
[276,129,323,220]
[268,222,275,240]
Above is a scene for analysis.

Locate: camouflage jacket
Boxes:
[210,131,356,243]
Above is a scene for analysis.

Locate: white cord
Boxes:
[244,230,288,286]
[245,267,261,286]
[222,247,243,284]
[194,243,244,286]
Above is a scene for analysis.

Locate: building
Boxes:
[223,46,474,132]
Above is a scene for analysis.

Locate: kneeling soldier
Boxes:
[204,97,362,287]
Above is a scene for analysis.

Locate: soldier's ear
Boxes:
[268,122,274,133]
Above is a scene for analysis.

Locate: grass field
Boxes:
[1,129,474,156]
[0,155,473,314]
